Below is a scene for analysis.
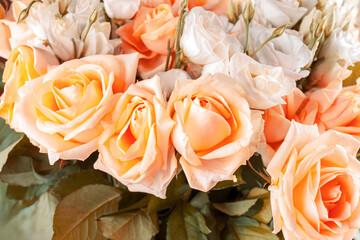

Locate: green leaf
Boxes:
[52,184,121,240]
[222,217,279,240]
[167,201,211,240]
[6,184,49,201]
[98,209,159,240]
[243,198,263,217]
[247,188,272,224]
[52,170,110,198]
[0,119,23,171]
[190,192,209,210]
[242,154,268,189]
[0,190,59,240]
[213,199,258,216]
[147,172,188,213]
[200,204,224,240]
[343,62,360,87]
[0,137,79,186]
[212,168,245,190]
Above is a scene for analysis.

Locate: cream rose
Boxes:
[25,0,120,61]
[318,28,360,68]
[0,45,59,128]
[94,76,177,198]
[180,7,241,75]
[104,0,140,20]
[167,74,263,191]
[229,52,296,110]
[254,0,307,27]
[247,26,312,81]
[13,53,139,164]
[267,121,360,240]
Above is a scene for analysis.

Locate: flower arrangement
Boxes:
[0,0,360,239]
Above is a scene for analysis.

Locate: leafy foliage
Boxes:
[0,119,23,171]
[52,184,121,240]
[167,201,211,240]
[98,210,159,240]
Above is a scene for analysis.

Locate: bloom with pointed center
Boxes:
[267,121,360,240]
[0,45,59,128]
[13,53,139,164]
[95,76,177,198]
[167,73,263,191]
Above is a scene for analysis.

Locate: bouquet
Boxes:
[1,0,360,239]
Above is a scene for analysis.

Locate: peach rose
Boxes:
[267,121,360,240]
[167,73,263,191]
[116,4,178,79]
[262,88,310,164]
[0,45,59,128]
[94,76,177,198]
[319,83,360,141]
[0,0,35,59]
[13,53,139,164]
[141,0,174,8]
[262,81,344,163]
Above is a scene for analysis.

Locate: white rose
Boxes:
[25,0,120,61]
[180,7,242,72]
[104,0,140,20]
[229,52,295,109]
[66,0,105,29]
[249,26,312,81]
[254,0,307,27]
[319,28,360,67]
[83,21,121,57]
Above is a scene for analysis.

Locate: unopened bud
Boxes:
[315,16,327,40]
[324,7,335,37]
[317,0,328,10]
[17,0,42,24]
[180,0,188,10]
[89,9,98,23]
[243,0,254,23]
[272,21,291,38]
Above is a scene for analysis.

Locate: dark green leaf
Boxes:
[52,170,110,198]
[200,204,224,240]
[212,168,245,190]
[147,172,188,213]
[242,154,268,189]
[0,119,23,171]
[243,198,263,217]
[0,137,79,186]
[118,195,151,213]
[98,209,159,240]
[190,192,209,210]
[213,199,258,216]
[6,183,49,201]
[247,188,272,224]
[167,201,211,240]
[222,217,278,240]
[53,184,121,240]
